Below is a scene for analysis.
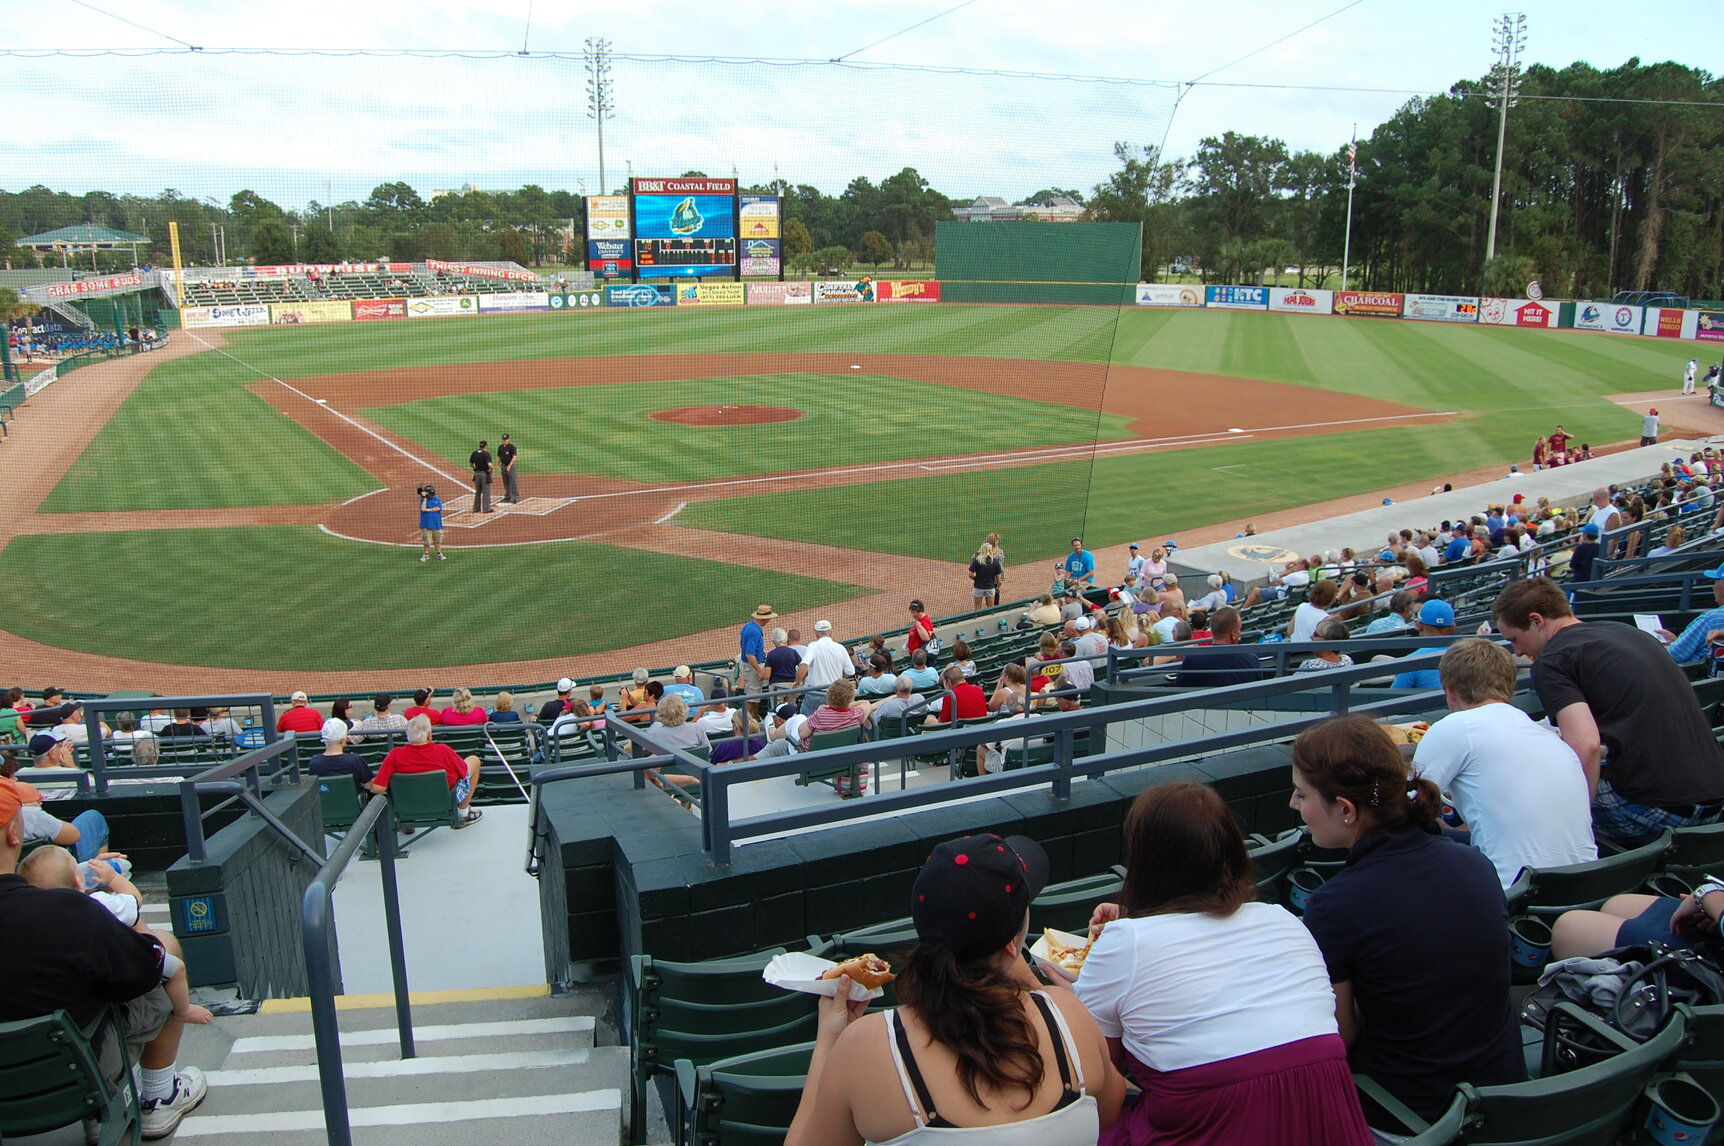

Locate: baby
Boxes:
[20,845,212,1026]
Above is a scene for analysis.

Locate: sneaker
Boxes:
[419,553,429,562]
[141,1068,207,1139]
[437,552,446,560]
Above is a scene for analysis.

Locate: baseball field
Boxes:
[1,303,1705,685]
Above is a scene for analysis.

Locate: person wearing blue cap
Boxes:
[1656,562,1724,671]
[1569,522,1602,585]
[1390,599,1457,689]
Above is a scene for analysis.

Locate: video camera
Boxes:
[416,485,436,498]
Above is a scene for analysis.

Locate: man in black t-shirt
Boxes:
[497,433,520,503]
[0,777,210,1137]
[1493,577,1724,845]
[310,720,375,790]
[469,440,493,513]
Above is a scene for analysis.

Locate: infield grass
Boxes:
[0,527,868,670]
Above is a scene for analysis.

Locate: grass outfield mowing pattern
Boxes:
[361,374,1130,483]
[215,304,1127,376]
[679,420,1600,565]
[0,527,869,670]
[39,363,376,513]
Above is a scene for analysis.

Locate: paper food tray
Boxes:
[1030,927,1090,983]
[763,951,885,1002]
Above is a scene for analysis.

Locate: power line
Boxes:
[59,0,199,50]
[829,0,979,63]
[2,45,1721,111]
[1186,0,1368,84]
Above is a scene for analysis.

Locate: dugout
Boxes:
[935,220,1141,305]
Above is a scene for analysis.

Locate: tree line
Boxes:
[3,56,1718,297]
[1088,58,1724,300]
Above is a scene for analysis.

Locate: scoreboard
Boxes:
[635,237,737,273]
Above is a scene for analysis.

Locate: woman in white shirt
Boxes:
[1078,783,1372,1145]
[1287,579,1341,643]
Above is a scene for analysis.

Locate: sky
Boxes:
[8,0,1722,209]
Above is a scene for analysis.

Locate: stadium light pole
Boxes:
[585,38,615,196]
[1484,12,1527,269]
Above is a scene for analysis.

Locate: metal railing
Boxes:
[177,736,318,864]
[76,693,279,795]
[530,651,1478,866]
[302,795,413,1146]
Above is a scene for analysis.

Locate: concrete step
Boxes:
[161,986,625,1146]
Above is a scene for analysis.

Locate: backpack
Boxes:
[1522,941,1724,1071]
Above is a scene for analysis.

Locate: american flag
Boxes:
[1347,141,1358,174]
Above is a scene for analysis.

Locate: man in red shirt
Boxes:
[403,688,442,725]
[935,665,988,723]
[367,715,483,826]
[276,691,324,734]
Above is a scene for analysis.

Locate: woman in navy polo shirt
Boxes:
[1290,715,1525,1124]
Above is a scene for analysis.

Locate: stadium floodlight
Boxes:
[1484,12,1527,269]
[585,38,615,196]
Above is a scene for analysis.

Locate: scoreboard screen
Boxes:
[634,237,737,277]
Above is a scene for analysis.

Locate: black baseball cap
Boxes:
[912,834,1049,960]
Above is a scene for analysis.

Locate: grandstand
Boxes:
[167,261,576,309]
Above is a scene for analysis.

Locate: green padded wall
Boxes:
[935,221,1142,305]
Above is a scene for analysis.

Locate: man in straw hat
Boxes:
[740,604,777,697]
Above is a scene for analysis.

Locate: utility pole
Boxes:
[1485,12,1527,270]
[585,38,614,195]
[1341,128,1357,292]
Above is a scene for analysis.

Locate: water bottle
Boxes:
[82,856,131,888]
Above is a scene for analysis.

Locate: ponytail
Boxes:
[894,940,1043,1109]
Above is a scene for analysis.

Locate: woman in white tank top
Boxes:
[787,834,1124,1146]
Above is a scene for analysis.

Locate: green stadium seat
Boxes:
[316,776,363,835]
[1246,828,1305,905]
[0,1005,142,1145]
[674,1041,813,1146]
[384,770,461,835]
[627,951,814,1146]
[1504,831,1673,917]
[795,727,864,798]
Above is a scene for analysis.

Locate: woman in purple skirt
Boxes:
[1078,782,1372,1145]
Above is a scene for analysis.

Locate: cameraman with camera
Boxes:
[417,485,445,562]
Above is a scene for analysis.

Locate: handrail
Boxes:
[176,736,316,863]
[302,796,413,1146]
[525,753,677,876]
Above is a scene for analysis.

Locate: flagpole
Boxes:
[1341,127,1357,292]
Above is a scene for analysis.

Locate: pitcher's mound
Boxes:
[650,405,803,426]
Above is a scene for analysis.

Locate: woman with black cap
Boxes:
[787,834,1123,1145]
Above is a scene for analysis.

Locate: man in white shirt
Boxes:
[1125,543,1147,585]
[1073,617,1108,666]
[1412,638,1596,889]
[796,619,855,715]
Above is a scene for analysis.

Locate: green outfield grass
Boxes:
[361,373,1131,483]
[0,527,868,670]
[18,303,1711,672]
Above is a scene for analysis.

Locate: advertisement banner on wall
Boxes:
[740,238,782,278]
[1643,308,1697,339]
[1267,288,1335,314]
[585,196,631,241]
[674,282,746,306]
[878,280,942,303]
[1478,298,1555,327]
[586,239,632,277]
[1574,302,1642,334]
[738,195,781,240]
[1402,294,1480,323]
[45,270,143,299]
[1204,285,1268,310]
[425,259,540,283]
[1334,291,1404,318]
[746,281,812,306]
[605,283,676,308]
[546,292,606,310]
[1697,312,1724,343]
[181,304,270,329]
[1136,283,1204,307]
[352,298,406,321]
[269,300,353,325]
[405,296,480,318]
[815,279,878,303]
[478,292,551,312]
